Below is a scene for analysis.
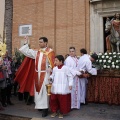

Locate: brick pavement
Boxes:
[0,96,120,120]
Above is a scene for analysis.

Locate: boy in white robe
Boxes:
[49,55,73,119]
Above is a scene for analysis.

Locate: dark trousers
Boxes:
[6,85,12,102]
[1,88,6,105]
[18,92,34,104]
[13,81,18,96]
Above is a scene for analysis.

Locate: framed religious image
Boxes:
[19,24,32,36]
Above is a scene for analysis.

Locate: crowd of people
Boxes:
[0,36,98,119]
[0,50,33,110]
[0,51,20,110]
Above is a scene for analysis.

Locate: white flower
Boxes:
[107,66,110,68]
[116,66,119,69]
[92,51,120,70]
[108,60,111,63]
[99,53,102,55]
[106,56,109,58]
[90,52,93,55]
[112,62,114,65]
[103,65,107,68]
[109,57,112,60]
[103,60,106,62]
[104,53,107,55]
[112,65,115,68]
[99,60,102,63]
[101,56,105,58]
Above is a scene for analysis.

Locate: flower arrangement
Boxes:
[93,52,120,70]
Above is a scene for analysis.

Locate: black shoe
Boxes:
[2,103,7,107]
[26,101,32,105]
[38,109,42,111]
[18,93,23,101]
[42,109,48,117]
[81,102,88,105]
[85,102,88,105]
[7,101,14,105]
[0,106,4,110]
[13,93,17,96]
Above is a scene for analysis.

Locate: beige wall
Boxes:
[12,0,90,56]
[0,0,5,41]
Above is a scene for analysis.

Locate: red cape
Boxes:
[14,57,35,96]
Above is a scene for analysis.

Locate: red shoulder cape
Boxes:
[14,57,35,96]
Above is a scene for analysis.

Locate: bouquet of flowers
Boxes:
[93,52,120,70]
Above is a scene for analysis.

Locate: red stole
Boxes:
[35,48,55,93]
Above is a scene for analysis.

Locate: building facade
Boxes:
[12,0,90,56]
[1,0,120,56]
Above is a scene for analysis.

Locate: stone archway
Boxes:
[90,0,120,53]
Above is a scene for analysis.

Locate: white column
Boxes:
[0,0,5,41]
[90,3,104,53]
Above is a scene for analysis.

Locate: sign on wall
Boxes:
[19,24,32,36]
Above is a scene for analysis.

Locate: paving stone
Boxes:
[0,96,120,120]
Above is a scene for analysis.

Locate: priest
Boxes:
[18,37,55,117]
